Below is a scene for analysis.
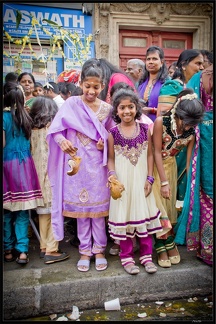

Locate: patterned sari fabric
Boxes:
[152,116,195,231]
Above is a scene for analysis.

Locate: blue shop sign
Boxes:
[3,3,92,38]
[3,3,94,64]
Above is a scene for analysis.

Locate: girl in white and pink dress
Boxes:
[107,89,170,275]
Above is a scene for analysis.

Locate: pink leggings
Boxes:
[120,235,153,267]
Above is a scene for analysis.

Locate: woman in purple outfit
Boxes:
[46,62,115,272]
[138,46,168,121]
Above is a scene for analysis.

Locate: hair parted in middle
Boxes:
[80,60,104,83]
[111,88,142,123]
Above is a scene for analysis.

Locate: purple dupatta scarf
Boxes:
[138,79,164,121]
[46,96,109,241]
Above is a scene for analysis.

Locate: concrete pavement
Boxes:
[3,229,213,320]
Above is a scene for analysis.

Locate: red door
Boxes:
[119,30,193,70]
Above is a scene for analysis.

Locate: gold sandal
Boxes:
[168,246,181,265]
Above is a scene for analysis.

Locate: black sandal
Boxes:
[4,250,15,262]
[16,252,29,264]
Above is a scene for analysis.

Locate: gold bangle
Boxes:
[161,181,169,186]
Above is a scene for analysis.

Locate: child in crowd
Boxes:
[33,82,45,97]
[5,72,19,84]
[46,61,115,272]
[3,82,43,264]
[152,88,205,267]
[60,82,82,100]
[108,82,153,257]
[168,61,177,78]
[43,81,65,109]
[107,88,165,275]
[30,96,70,264]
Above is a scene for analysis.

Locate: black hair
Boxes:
[17,72,36,84]
[72,86,83,96]
[139,46,168,85]
[5,72,19,83]
[80,63,104,83]
[60,83,77,97]
[3,82,32,139]
[111,88,142,123]
[168,61,178,79]
[34,82,43,89]
[29,96,58,129]
[170,88,205,126]
[172,49,202,82]
[200,50,213,64]
[43,81,59,94]
[168,61,177,71]
[80,58,133,101]
[110,82,135,99]
[57,81,66,92]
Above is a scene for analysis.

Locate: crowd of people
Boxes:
[3,46,213,274]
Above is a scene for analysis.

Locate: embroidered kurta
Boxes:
[108,123,164,240]
[47,96,115,241]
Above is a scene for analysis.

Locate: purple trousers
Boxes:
[77,217,107,256]
[120,235,153,267]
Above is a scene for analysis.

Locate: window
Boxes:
[162,40,185,49]
[123,37,147,47]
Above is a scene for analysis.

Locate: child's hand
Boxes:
[60,139,77,156]
[144,180,152,197]
[96,138,104,150]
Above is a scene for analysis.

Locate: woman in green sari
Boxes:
[18,72,36,112]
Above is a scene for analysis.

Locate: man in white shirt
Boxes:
[43,82,65,109]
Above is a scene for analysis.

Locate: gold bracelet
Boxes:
[161,181,169,186]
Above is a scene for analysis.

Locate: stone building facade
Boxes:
[93,2,213,66]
